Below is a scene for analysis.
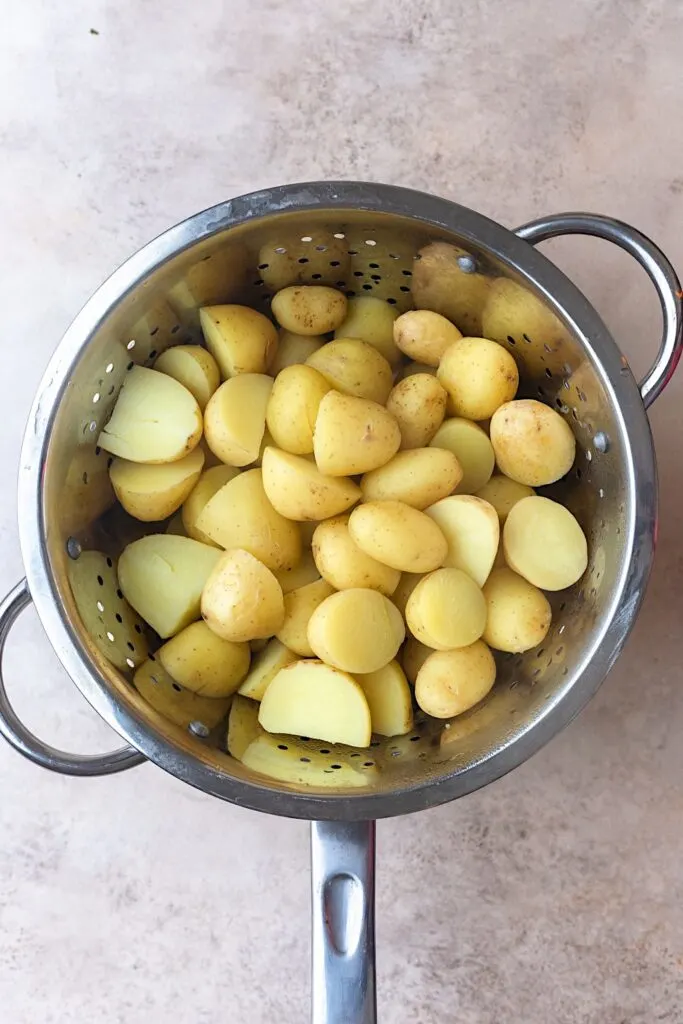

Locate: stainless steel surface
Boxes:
[515,212,683,409]
[311,820,376,1024]
[0,579,144,775]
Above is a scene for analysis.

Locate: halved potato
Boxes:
[474,475,535,523]
[262,447,361,521]
[425,495,499,586]
[482,567,552,653]
[312,515,400,596]
[227,694,263,758]
[313,391,401,476]
[274,549,321,594]
[429,418,495,494]
[437,337,519,420]
[277,578,336,656]
[355,660,413,736]
[307,589,405,673]
[182,464,241,543]
[154,345,220,410]
[241,734,373,787]
[133,658,231,730]
[415,643,496,719]
[109,446,204,522]
[238,637,299,701]
[334,296,401,365]
[97,366,202,463]
[199,305,278,378]
[348,501,448,573]
[385,374,448,449]
[266,364,331,455]
[204,373,274,466]
[360,448,461,510]
[490,399,576,486]
[393,309,463,365]
[271,285,347,335]
[503,496,588,590]
[406,568,487,649]
[201,549,285,642]
[307,338,393,404]
[158,620,250,697]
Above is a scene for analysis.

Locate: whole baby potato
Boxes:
[199,304,278,378]
[201,549,285,642]
[313,391,401,476]
[182,464,241,543]
[475,474,535,523]
[490,399,576,486]
[406,568,487,650]
[312,515,400,596]
[415,642,496,719]
[503,496,588,591]
[154,345,220,411]
[393,309,463,366]
[385,374,448,449]
[158,620,250,697]
[307,588,405,674]
[437,337,519,420]
[109,445,204,522]
[360,448,462,510]
[276,578,336,656]
[334,296,401,365]
[307,338,393,404]
[271,285,348,335]
[266,364,331,455]
[429,418,495,494]
[482,567,552,653]
[204,373,273,467]
[349,501,448,573]
[268,330,326,376]
[262,447,361,521]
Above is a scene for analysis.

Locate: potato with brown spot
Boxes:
[386,374,448,449]
[393,309,463,365]
[437,337,519,420]
[490,399,576,486]
[271,285,347,335]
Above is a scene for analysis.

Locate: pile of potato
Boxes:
[93,268,588,777]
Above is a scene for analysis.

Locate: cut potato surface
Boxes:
[227,694,263,759]
[201,549,285,642]
[204,373,274,466]
[313,391,401,476]
[182,464,241,543]
[271,285,348,335]
[97,366,203,464]
[277,578,336,656]
[406,568,487,650]
[312,515,400,596]
[474,475,535,523]
[133,658,231,730]
[199,304,278,378]
[238,637,299,701]
[490,399,576,486]
[415,643,496,719]
[259,660,371,747]
[355,660,413,737]
[109,445,204,522]
[158,620,250,697]
[262,447,361,522]
[268,330,325,376]
[307,588,405,674]
[393,309,463,366]
[425,495,499,586]
[503,496,588,590]
[307,338,393,404]
[385,374,448,450]
[429,418,495,494]
[482,567,552,653]
[334,296,401,366]
[241,734,373,787]
[437,336,518,420]
[360,448,461,510]
[349,501,448,573]
[154,345,220,410]
[266,364,331,455]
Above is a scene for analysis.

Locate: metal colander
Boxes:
[1,183,680,1024]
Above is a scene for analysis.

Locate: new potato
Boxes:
[402,636,432,685]
[133,658,231,730]
[503,496,588,590]
[158,620,250,697]
[307,588,405,674]
[415,643,496,718]
[385,374,448,449]
[429,418,495,494]
[334,296,401,365]
[238,638,299,701]
[490,400,576,486]
[109,445,204,522]
[204,373,273,466]
[406,568,487,649]
[271,285,348,335]
[482,568,552,653]
[425,495,499,586]
[313,391,401,476]
[277,578,336,656]
[349,501,448,573]
[355,660,413,737]
[199,304,278,378]
[393,309,463,366]
[201,549,285,642]
[307,338,393,404]
[360,448,462,509]
[268,330,325,376]
[261,447,361,521]
[475,475,535,522]
[182,464,241,543]
[312,515,400,595]
[411,241,491,336]
[227,694,263,758]
[437,337,519,420]
[266,364,331,455]
[154,345,220,410]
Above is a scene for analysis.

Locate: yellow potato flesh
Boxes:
[277,578,336,656]
[238,637,299,701]
[406,568,487,650]
[415,643,496,719]
[307,589,405,674]
[490,400,576,486]
[204,373,274,467]
[360,448,461,510]
[402,636,432,685]
[158,620,250,697]
[241,734,373,787]
[201,549,285,642]
[348,501,448,573]
[182,464,241,543]
[355,660,413,737]
[118,534,221,638]
[227,694,263,758]
[393,308,463,365]
[313,391,401,476]
[385,374,448,449]
[258,660,371,747]
[307,338,393,404]
[268,330,325,375]
[154,345,220,410]
[261,447,361,522]
[266,364,331,455]
[271,285,348,335]
[199,304,278,378]
[312,515,400,596]
[97,365,202,464]
[274,549,321,594]
[425,495,499,587]
[133,658,231,730]
[503,496,588,590]
[482,567,552,653]
[474,475,535,523]
[334,296,401,366]
[411,240,491,336]
[437,337,519,420]
[109,446,204,522]
[429,418,495,494]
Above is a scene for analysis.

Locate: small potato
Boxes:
[482,568,552,653]
[385,374,448,449]
[425,495,499,586]
[415,643,496,719]
[490,400,576,486]
[98,366,202,464]
[313,391,400,476]
[271,285,347,335]
[262,447,361,521]
[158,621,250,697]
[312,515,400,596]
[411,241,491,336]
[307,338,393,404]
[437,337,519,420]
[349,501,448,573]
[402,636,432,685]
[503,496,588,590]
[204,373,273,467]
[201,549,285,642]
[406,568,487,650]
[182,464,241,543]
[429,418,495,494]
[391,572,425,617]
[134,659,231,730]
[265,365,331,456]
[196,468,301,571]
[274,549,321,594]
[360,448,461,510]
[238,638,299,701]
[227,694,263,759]
[154,345,220,410]
[259,660,371,747]
[475,475,535,523]
[199,304,278,378]
[334,296,401,365]
[393,309,463,366]
[277,578,336,656]
[355,660,413,737]
[308,589,405,674]
[268,330,326,376]
[110,446,204,522]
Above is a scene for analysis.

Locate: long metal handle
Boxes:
[515,212,683,408]
[0,579,144,775]
[311,820,376,1024]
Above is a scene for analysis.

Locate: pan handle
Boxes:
[515,212,683,409]
[311,820,377,1024]
[0,579,144,775]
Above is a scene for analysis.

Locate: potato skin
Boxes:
[271,285,348,335]
[482,568,552,653]
[312,515,400,595]
[335,296,401,366]
[307,338,393,404]
[386,374,448,449]
[360,448,461,510]
[158,621,250,697]
[437,337,519,420]
[415,642,496,718]
[201,549,285,642]
[490,399,576,486]
[266,364,331,455]
[393,309,463,366]
[313,391,401,476]
[349,501,448,573]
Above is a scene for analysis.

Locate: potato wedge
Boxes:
[355,660,413,737]
[227,694,264,758]
[268,330,326,375]
[182,464,241,543]
[199,304,278,378]
[307,338,393,404]
[490,399,576,486]
[266,364,331,455]
[438,337,519,420]
[133,658,231,730]
[503,496,588,590]
[474,475,535,523]
[415,643,496,719]
[360,448,461,510]
[424,495,499,586]
[429,418,495,494]
[261,447,361,521]
[334,296,401,366]
[312,515,400,596]
[201,549,285,642]
[154,345,220,410]
[238,637,299,701]
[274,549,321,594]
[109,446,204,522]
[241,734,373,787]
[204,373,274,467]
[158,620,250,697]
[393,309,463,365]
[307,589,405,674]
[271,285,347,335]
[349,501,448,573]
[385,374,448,449]
[313,391,401,476]
[277,578,336,656]
[411,241,491,336]
[482,567,552,653]
[406,568,487,649]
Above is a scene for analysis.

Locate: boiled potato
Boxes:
[475,475,535,523]
[277,578,336,656]
[307,589,405,674]
[241,733,372,787]
[406,568,487,650]
[271,285,347,335]
[238,637,299,701]
[411,241,491,336]
[201,549,285,642]
[312,515,400,596]
[274,549,321,594]
[227,694,263,758]
[360,448,461,510]
[158,620,250,697]
[119,534,221,638]
[204,373,273,467]
[429,418,495,493]
[154,345,220,410]
[334,296,401,365]
[269,330,326,376]
[415,643,496,718]
[258,659,371,746]
[391,572,424,617]
[182,464,241,543]
[349,501,448,573]
[265,364,331,455]
[425,495,499,586]
[490,400,576,486]
[437,337,519,420]
[109,446,204,522]
[402,636,432,685]
[482,568,552,653]
[199,304,278,378]
[355,660,413,736]
[307,338,393,404]
[503,496,588,590]
[261,447,361,521]
[393,309,463,366]
[133,658,231,730]
[98,366,202,464]
[196,468,301,570]
[313,391,401,476]
[385,374,448,449]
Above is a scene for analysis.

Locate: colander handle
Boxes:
[311,820,376,1024]
[515,212,683,408]
[0,579,145,776]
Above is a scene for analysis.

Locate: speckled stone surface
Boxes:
[2,2,683,1021]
